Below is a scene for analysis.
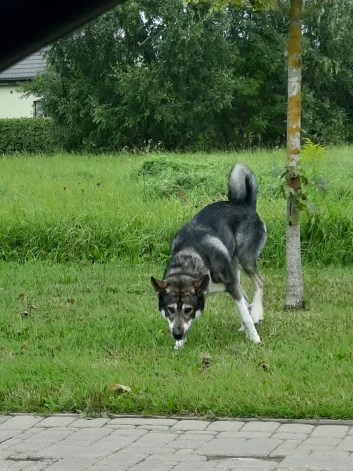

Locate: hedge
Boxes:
[0,118,57,154]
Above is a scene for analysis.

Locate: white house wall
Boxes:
[0,84,38,118]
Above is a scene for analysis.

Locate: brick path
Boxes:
[1,415,353,470]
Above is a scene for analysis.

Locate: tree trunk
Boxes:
[285,0,304,309]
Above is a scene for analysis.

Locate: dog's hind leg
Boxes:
[234,260,250,332]
[235,262,250,305]
[227,280,261,344]
[241,263,264,325]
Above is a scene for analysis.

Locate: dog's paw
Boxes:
[249,332,261,344]
[174,339,186,351]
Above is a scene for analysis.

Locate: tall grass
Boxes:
[0,148,352,266]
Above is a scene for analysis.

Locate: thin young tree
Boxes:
[197,0,325,308]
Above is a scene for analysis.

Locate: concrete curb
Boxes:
[6,413,353,426]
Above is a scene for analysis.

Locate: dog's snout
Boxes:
[172,329,184,340]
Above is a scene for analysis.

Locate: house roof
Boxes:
[0,51,46,82]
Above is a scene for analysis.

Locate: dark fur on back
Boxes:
[164,164,265,285]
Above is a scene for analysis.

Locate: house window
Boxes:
[33,100,45,118]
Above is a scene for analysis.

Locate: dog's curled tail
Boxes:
[228,163,258,209]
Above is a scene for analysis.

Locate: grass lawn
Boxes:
[0,149,353,418]
[1,262,353,418]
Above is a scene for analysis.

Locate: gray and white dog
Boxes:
[151,163,267,349]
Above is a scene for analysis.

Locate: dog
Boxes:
[151,163,267,350]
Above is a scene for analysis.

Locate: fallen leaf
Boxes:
[21,311,30,318]
[258,361,270,370]
[108,384,131,394]
[200,354,212,370]
[231,345,238,356]
[104,346,118,356]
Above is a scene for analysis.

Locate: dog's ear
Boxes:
[151,277,168,294]
[193,275,210,295]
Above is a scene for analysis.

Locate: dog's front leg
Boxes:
[174,338,187,351]
[235,297,261,343]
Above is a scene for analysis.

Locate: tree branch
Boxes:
[299,0,326,18]
[277,0,290,14]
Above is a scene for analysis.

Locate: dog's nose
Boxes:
[172,329,184,340]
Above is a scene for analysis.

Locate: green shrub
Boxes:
[0,118,57,154]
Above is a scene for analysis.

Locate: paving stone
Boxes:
[44,457,97,470]
[110,429,148,438]
[108,418,177,427]
[164,440,204,450]
[145,453,179,463]
[197,439,282,457]
[0,438,22,449]
[0,430,16,443]
[277,424,314,434]
[36,417,77,428]
[88,465,128,471]
[68,428,112,443]
[1,416,353,471]
[175,433,213,441]
[94,435,140,451]
[172,464,217,471]
[173,454,208,463]
[174,448,197,456]
[122,442,174,455]
[206,421,244,432]
[0,451,11,460]
[94,451,147,467]
[105,425,136,430]
[6,462,50,471]
[70,418,110,428]
[137,432,177,443]
[40,440,129,459]
[136,425,171,431]
[29,428,74,442]
[130,465,174,471]
[171,420,209,431]
[0,416,43,430]
[271,432,308,441]
[269,439,302,457]
[241,422,280,433]
[218,432,272,440]
[0,417,11,426]
[336,436,353,451]
[297,437,340,451]
[311,450,350,458]
[311,425,349,438]
[214,457,278,470]
[280,452,353,470]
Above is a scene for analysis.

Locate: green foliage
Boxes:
[22,0,353,151]
[0,118,57,154]
[301,138,326,165]
[302,0,353,144]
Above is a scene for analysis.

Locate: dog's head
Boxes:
[151,274,210,341]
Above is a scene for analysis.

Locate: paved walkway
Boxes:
[1,416,353,470]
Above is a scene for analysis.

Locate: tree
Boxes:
[200,0,326,309]
[22,0,242,152]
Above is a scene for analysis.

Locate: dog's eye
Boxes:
[184,307,193,315]
[167,306,176,315]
